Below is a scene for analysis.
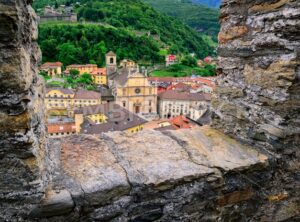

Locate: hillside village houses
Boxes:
[40,62,63,77]
[65,64,98,75]
[42,51,214,137]
[90,68,107,85]
[45,88,102,110]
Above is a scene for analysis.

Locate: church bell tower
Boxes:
[106,51,117,79]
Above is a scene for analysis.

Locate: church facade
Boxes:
[105,52,158,118]
[113,69,157,116]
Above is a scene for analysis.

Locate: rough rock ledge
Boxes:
[30,127,269,221]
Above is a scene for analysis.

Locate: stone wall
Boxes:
[0,0,45,220]
[214,0,300,155]
[213,0,300,220]
[0,0,299,221]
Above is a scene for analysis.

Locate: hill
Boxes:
[192,0,221,8]
[35,0,216,66]
[39,23,163,66]
[143,0,220,39]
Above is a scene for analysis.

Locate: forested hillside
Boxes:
[143,0,220,38]
[39,24,164,66]
[36,0,216,66]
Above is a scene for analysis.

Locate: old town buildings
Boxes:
[90,68,107,85]
[40,62,62,77]
[66,64,98,75]
[45,88,102,109]
[74,103,147,134]
[42,51,214,137]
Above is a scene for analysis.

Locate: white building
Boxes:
[158,90,211,120]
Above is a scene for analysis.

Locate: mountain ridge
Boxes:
[192,0,221,8]
[143,0,220,40]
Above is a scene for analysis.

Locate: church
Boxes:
[105,51,158,119]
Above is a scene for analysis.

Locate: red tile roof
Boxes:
[90,68,107,76]
[170,115,192,129]
[41,62,62,69]
[66,64,97,69]
[148,77,215,88]
[47,122,76,134]
[170,82,191,92]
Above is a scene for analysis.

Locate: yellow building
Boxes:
[45,88,101,110]
[40,62,63,77]
[120,59,137,69]
[74,103,147,134]
[86,113,108,124]
[113,68,158,116]
[45,88,75,110]
[66,64,97,75]
[90,68,107,85]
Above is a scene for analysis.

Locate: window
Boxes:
[123,89,126,95]
[149,100,152,106]
[123,101,126,107]
[149,108,152,113]
[110,57,114,64]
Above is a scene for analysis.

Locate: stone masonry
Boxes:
[0,0,45,220]
[213,0,300,220]
[0,0,299,221]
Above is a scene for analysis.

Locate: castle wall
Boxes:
[0,0,299,221]
[212,0,300,219]
[0,0,46,220]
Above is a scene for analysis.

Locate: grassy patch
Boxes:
[47,81,64,87]
[150,64,216,77]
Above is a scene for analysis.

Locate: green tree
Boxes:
[57,43,82,65]
[88,41,107,67]
[69,69,80,79]
[181,55,197,67]
[76,73,93,85]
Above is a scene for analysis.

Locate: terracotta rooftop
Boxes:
[90,68,106,76]
[47,122,76,134]
[41,62,62,68]
[148,77,215,88]
[66,64,97,69]
[170,115,192,129]
[74,90,101,100]
[158,90,211,101]
[170,82,191,92]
